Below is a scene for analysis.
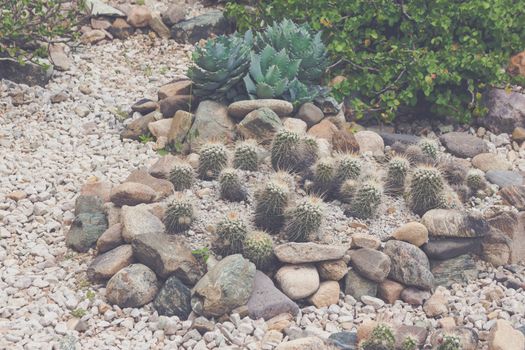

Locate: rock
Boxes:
[354,131,384,155]
[350,248,391,282]
[500,185,525,210]
[191,254,255,317]
[191,316,216,334]
[162,3,187,27]
[108,18,134,39]
[283,118,307,134]
[87,245,134,281]
[228,99,294,119]
[167,110,194,146]
[85,0,125,17]
[488,320,525,350]
[328,332,358,350]
[49,44,71,71]
[74,195,104,215]
[158,80,192,100]
[422,238,482,260]
[379,132,420,146]
[440,132,489,158]
[125,169,174,199]
[127,6,152,27]
[430,327,479,350]
[187,100,235,148]
[90,18,111,30]
[512,126,525,142]
[237,107,283,144]
[392,222,429,247]
[148,118,172,139]
[317,259,348,281]
[343,269,377,299]
[296,103,324,127]
[400,287,431,306]
[356,320,378,343]
[487,211,525,264]
[308,281,340,308]
[431,254,478,287]
[361,295,385,309]
[120,205,165,242]
[50,92,68,104]
[149,12,171,39]
[80,179,112,202]
[80,29,106,44]
[96,223,124,253]
[0,58,53,87]
[472,153,511,172]
[439,317,457,330]
[104,203,121,227]
[106,264,159,308]
[394,325,428,349]
[332,127,360,153]
[479,88,525,134]
[275,264,320,300]
[307,119,338,141]
[171,10,230,44]
[486,170,523,187]
[148,155,179,179]
[66,213,108,252]
[120,111,160,140]
[275,337,327,350]
[274,242,349,264]
[110,182,156,206]
[153,276,192,318]
[132,233,203,284]
[350,233,380,249]
[383,240,434,290]
[378,279,404,304]
[423,291,448,317]
[481,228,512,266]
[421,209,489,238]
[159,95,193,117]
[7,190,27,201]
[247,271,299,320]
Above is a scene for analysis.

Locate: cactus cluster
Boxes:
[271,130,318,173]
[401,336,418,350]
[219,168,248,202]
[466,169,486,191]
[198,143,228,180]
[284,196,324,242]
[311,158,336,196]
[164,198,194,233]
[386,156,410,194]
[215,213,248,255]
[242,230,274,270]
[169,161,194,191]
[233,140,258,171]
[361,324,395,350]
[350,181,383,219]
[254,176,290,233]
[408,165,445,215]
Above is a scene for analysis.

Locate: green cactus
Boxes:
[361,324,395,350]
[339,179,358,203]
[311,158,336,196]
[164,198,194,233]
[350,181,383,219]
[335,153,362,182]
[233,140,258,171]
[284,196,324,242]
[418,138,439,160]
[401,336,418,350]
[242,230,274,270]
[219,168,248,202]
[169,161,194,191]
[386,156,410,194]
[254,176,290,233]
[271,129,301,172]
[298,136,319,171]
[408,165,445,215]
[466,169,487,191]
[437,335,461,350]
[215,212,248,255]
[198,143,228,180]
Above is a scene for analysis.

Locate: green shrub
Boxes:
[226,0,525,122]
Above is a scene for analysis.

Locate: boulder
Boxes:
[96,223,124,253]
[479,88,525,134]
[423,290,448,317]
[228,99,294,119]
[328,332,358,350]
[422,238,482,260]
[153,276,192,318]
[162,3,187,27]
[400,287,431,306]
[308,281,340,308]
[168,110,194,146]
[120,205,165,242]
[343,269,377,299]
[282,118,307,134]
[296,103,324,127]
[148,118,172,139]
[431,254,478,287]
[74,195,105,216]
[131,99,158,115]
[0,58,53,87]
[317,259,348,281]
[237,107,283,144]
[80,180,112,202]
[110,182,156,206]
[187,100,235,148]
[148,155,179,179]
[380,132,420,146]
[66,213,107,252]
[149,12,171,39]
[127,6,152,28]
[481,228,511,266]
[472,153,511,172]
[275,264,320,300]
[391,222,429,247]
[439,132,489,158]
[274,242,348,264]
[487,211,525,264]
[307,119,338,141]
[350,233,381,250]
[106,264,159,308]
[158,80,192,100]
[171,10,230,44]
[159,95,193,118]
[485,170,523,187]
[421,209,489,238]
[378,279,404,304]
[350,248,391,282]
[125,169,174,199]
[488,319,525,350]
[87,245,134,281]
[354,131,384,155]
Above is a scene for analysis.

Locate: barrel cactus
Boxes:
[311,158,336,196]
[242,230,274,270]
[254,176,290,233]
[408,165,445,215]
[164,198,194,233]
[233,140,258,171]
[169,161,194,191]
[361,324,395,350]
[198,142,228,180]
[284,196,324,242]
[418,138,439,160]
[271,129,301,172]
[219,168,248,202]
[386,156,410,194]
[466,169,487,191]
[215,213,248,255]
[339,179,358,203]
[350,181,383,219]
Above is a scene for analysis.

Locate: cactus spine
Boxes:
[254,176,290,233]
[408,165,445,215]
[169,161,194,191]
[233,140,258,171]
[242,230,274,270]
[164,198,194,233]
[284,196,323,242]
[350,181,383,219]
[219,168,248,202]
[198,143,228,180]
[215,212,248,255]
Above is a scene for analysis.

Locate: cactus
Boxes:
[418,138,439,160]
[334,153,362,182]
[164,198,194,233]
[298,136,320,172]
[408,165,445,215]
[219,168,248,202]
[440,157,468,185]
[350,181,383,219]
[215,212,248,255]
[386,156,410,194]
[242,230,274,270]
[169,161,194,191]
[254,176,290,233]
[361,324,395,350]
[401,336,418,350]
[198,143,228,180]
[339,179,358,203]
[271,130,319,173]
[233,140,258,171]
[284,196,323,242]
[466,169,487,191]
[437,335,461,350]
[311,158,336,196]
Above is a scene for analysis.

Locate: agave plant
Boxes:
[187,31,253,102]
[284,78,320,107]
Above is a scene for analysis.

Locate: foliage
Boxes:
[191,247,210,263]
[401,336,418,350]
[70,308,87,318]
[226,0,525,122]
[139,134,154,144]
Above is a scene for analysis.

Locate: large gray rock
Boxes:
[380,132,420,146]
[171,10,230,44]
[0,59,53,87]
[187,100,235,148]
[191,254,255,317]
[106,264,159,308]
[274,264,319,300]
[431,254,478,287]
[228,99,294,119]
[479,88,525,134]
[87,245,134,281]
[247,271,299,320]
[132,233,203,285]
[423,238,482,260]
[296,103,324,127]
[96,223,124,253]
[421,209,489,238]
[384,240,434,290]
[343,269,377,299]
[148,155,179,179]
[439,132,489,158]
[121,205,165,243]
[485,170,524,187]
[237,107,282,144]
[350,248,391,282]
[274,242,349,264]
[472,153,511,172]
[66,213,108,252]
[153,276,192,318]
[74,195,105,216]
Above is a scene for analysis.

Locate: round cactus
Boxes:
[339,179,358,203]
[254,177,290,233]
[386,156,410,194]
[408,165,445,215]
[335,153,362,182]
[215,212,248,255]
[466,169,487,191]
[418,138,439,160]
[233,140,258,171]
[311,158,336,196]
[169,161,194,191]
[284,196,324,242]
[242,230,274,270]
[164,198,194,233]
[271,129,301,172]
[219,168,248,202]
[438,335,461,350]
[401,336,418,350]
[351,181,383,219]
[298,136,319,171]
[361,324,395,350]
[198,143,228,180]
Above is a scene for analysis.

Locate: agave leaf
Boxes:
[256,82,276,99]
[249,52,264,83]
[244,75,257,95]
[259,45,276,72]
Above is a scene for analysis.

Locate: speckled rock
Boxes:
[87,244,134,281]
[274,242,349,264]
[106,264,159,308]
[275,264,320,300]
[228,99,294,119]
[384,240,434,290]
[153,276,192,318]
[440,132,489,158]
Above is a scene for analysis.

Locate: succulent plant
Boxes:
[215,212,248,255]
[198,143,228,180]
[233,140,258,171]
[334,153,362,185]
[311,158,336,196]
[271,129,301,172]
[284,196,324,242]
[254,176,290,233]
[437,335,461,350]
[187,31,252,102]
[361,324,395,350]
[169,161,194,191]
[350,181,383,219]
[219,168,248,202]
[242,230,274,270]
[418,138,439,160]
[401,336,418,350]
[466,169,487,191]
[164,198,194,233]
[386,156,410,194]
[408,165,445,215]
[440,157,468,185]
[339,179,359,203]
[298,136,320,171]
[284,78,320,108]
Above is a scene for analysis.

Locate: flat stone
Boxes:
[158,80,192,100]
[66,213,107,253]
[488,319,525,350]
[228,99,294,119]
[431,254,478,287]
[49,44,71,71]
[275,337,327,350]
[354,131,384,155]
[171,9,229,43]
[247,271,299,320]
[317,259,348,281]
[168,110,194,146]
[275,264,320,300]
[350,233,381,249]
[429,327,479,350]
[421,209,489,238]
[384,240,434,290]
[296,103,324,127]
[125,169,174,199]
[187,100,235,147]
[106,264,159,308]
[350,248,391,282]
[486,170,524,187]
[500,185,525,210]
[308,281,340,308]
[238,107,282,144]
[148,155,179,179]
[110,182,156,206]
[400,287,431,306]
[377,279,404,304]
[274,242,349,264]
[472,153,511,172]
[120,205,165,242]
[80,29,106,44]
[153,276,192,318]
[343,269,377,299]
[392,222,429,247]
[440,132,489,158]
[131,99,158,115]
[159,95,193,118]
[87,245,134,281]
[422,238,482,260]
[96,223,124,253]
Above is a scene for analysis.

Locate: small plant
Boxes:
[350,181,383,219]
[254,175,290,233]
[339,179,358,203]
[219,168,248,202]
[191,247,210,263]
[401,336,418,350]
[139,134,154,144]
[233,140,258,171]
[215,212,248,255]
[169,161,195,191]
[242,230,274,270]
[85,290,96,301]
[466,169,487,191]
[164,198,194,233]
[386,156,410,194]
[284,196,324,242]
[418,138,439,160]
[437,335,461,350]
[311,158,336,196]
[70,308,87,318]
[360,324,395,350]
[198,143,228,180]
[408,165,445,215]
